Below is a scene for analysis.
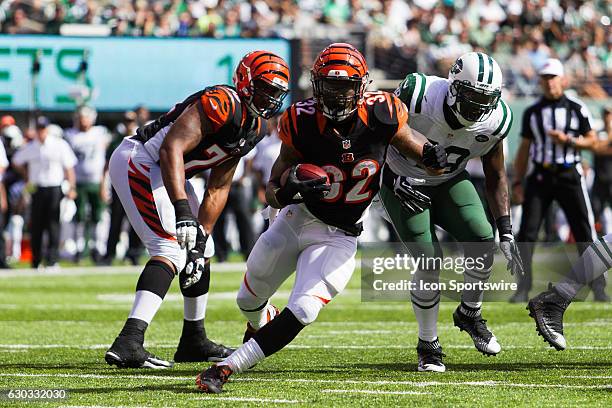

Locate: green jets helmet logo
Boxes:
[450,59,463,75]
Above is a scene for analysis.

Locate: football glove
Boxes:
[276,165,331,206]
[174,199,199,250]
[422,142,448,169]
[393,175,431,216]
[497,216,524,276]
[179,225,209,290]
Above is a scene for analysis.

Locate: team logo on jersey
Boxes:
[475,135,490,142]
[342,140,351,150]
[341,153,355,163]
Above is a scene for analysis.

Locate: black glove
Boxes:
[422,142,448,169]
[179,225,209,289]
[276,165,331,206]
[497,215,524,276]
[393,176,431,216]
[173,199,199,250]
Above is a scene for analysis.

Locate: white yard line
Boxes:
[194,397,303,403]
[322,389,429,395]
[0,262,247,278]
[562,375,612,379]
[2,343,612,351]
[0,373,609,390]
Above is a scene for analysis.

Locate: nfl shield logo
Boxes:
[341,153,354,163]
[342,140,351,149]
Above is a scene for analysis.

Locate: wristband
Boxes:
[496,215,512,236]
[173,199,192,218]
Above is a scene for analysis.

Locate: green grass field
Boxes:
[0,263,610,407]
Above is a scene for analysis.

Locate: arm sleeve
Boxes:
[520,109,534,140]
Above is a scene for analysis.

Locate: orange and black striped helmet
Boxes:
[311,43,370,122]
[233,50,290,119]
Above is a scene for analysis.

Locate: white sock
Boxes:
[461,267,491,309]
[218,338,265,373]
[411,269,440,342]
[183,293,208,321]
[128,290,163,324]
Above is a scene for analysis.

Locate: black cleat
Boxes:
[416,339,446,372]
[196,364,233,393]
[453,306,501,356]
[105,337,173,369]
[527,283,570,350]
[174,336,234,363]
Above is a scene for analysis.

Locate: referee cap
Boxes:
[538,58,564,77]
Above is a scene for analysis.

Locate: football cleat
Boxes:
[174,336,235,363]
[105,337,173,369]
[243,304,280,343]
[416,339,446,372]
[196,364,233,394]
[527,284,570,351]
[453,306,501,356]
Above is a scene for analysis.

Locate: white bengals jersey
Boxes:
[387,73,513,186]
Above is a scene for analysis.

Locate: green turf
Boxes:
[0,264,610,407]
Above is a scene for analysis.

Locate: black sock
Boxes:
[252,308,306,357]
[118,318,148,344]
[181,319,205,339]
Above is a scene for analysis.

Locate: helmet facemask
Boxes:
[246,77,289,119]
[311,74,367,122]
[450,81,501,123]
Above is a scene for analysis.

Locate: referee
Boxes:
[511,58,606,302]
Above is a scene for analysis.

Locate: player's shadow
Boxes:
[346,361,612,372]
[67,384,199,396]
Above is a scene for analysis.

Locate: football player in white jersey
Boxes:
[65,106,112,263]
[381,52,524,372]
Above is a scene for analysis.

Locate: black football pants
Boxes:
[517,165,605,292]
[30,186,62,267]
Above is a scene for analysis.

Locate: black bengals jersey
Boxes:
[135,85,266,179]
[278,92,408,235]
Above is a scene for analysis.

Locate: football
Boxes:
[280,163,330,186]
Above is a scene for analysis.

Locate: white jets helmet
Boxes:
[447,52,503,122]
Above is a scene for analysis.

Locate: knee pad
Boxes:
[136,260,175,299]
[180,261,210,298]
[287,294,324,326]
[236,278,268,311]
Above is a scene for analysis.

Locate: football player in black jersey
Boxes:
[104,51,290,369]
[196,43,447,393]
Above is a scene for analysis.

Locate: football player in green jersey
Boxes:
[381,52,523,372]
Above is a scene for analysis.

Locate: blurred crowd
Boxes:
[0,102,610,269]
[1,0,610,98]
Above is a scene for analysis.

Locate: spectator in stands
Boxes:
[12,117,77,270]
[65,106,112,263]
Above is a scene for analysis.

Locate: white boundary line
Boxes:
[1,343,611,351]
[0,373,609,390]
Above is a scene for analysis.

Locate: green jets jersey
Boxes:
[387,73,512,186]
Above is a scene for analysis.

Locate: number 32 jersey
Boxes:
[387,73,513,186]
[278,92,407,236]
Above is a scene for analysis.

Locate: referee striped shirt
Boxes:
[521,94,593,165]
